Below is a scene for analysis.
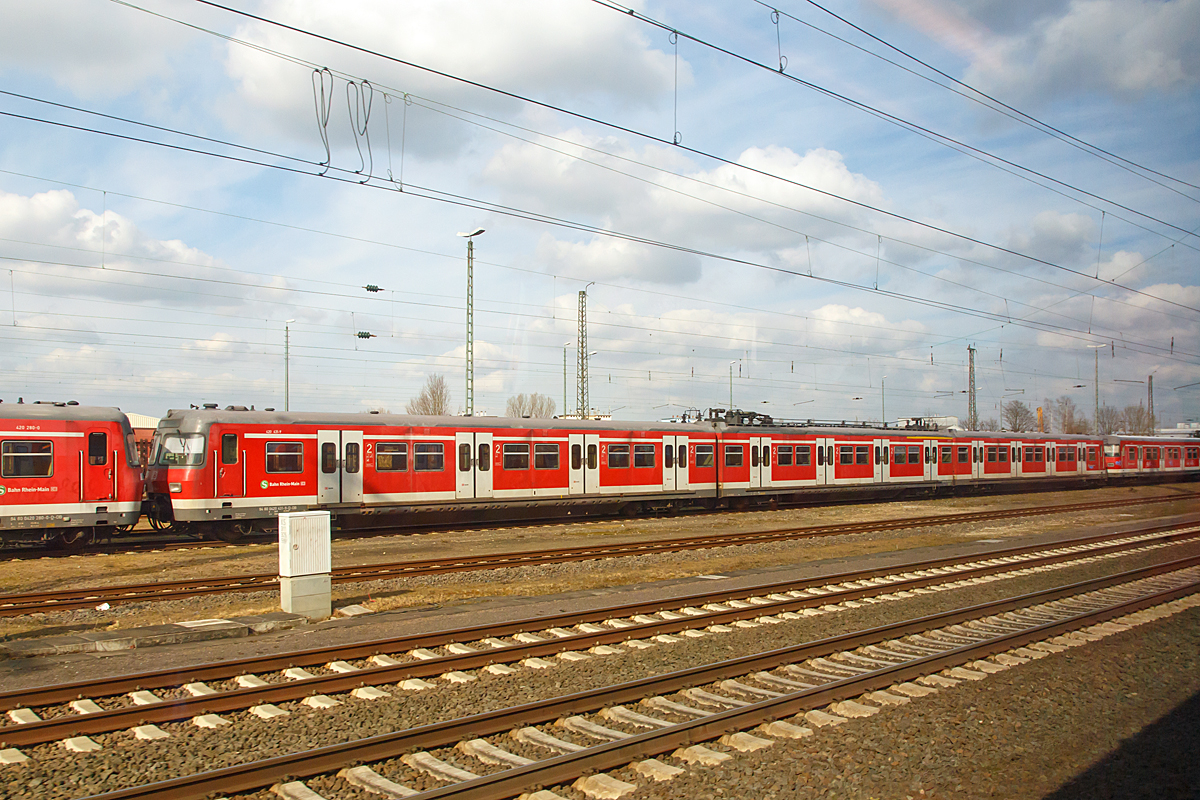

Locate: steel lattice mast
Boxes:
[967,345,978,430]
[577,289,589,419]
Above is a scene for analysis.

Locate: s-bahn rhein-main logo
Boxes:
[260,480,269,490]
[0,486,6,496]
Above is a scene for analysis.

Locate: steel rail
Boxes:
[4,536,1197,745]
[2,518,1193,712]
[75,558,1200,800]
[1,493,1192,616]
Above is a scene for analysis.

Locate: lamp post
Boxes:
[729,360,737,409]
[881,375,887,427]
[457,227,485,416]
[563,341,572,416]
[284,319,296,412]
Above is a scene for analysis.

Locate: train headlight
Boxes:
[169,483,182,493]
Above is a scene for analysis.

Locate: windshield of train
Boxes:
[154,433,206,466]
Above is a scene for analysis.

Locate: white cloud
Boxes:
[964,0,1200,101]
[0,0,186,96]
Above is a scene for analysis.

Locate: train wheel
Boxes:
[212,522,248,543]
[52,527,95,552]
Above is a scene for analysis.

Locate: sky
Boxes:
[0,0,1197,427]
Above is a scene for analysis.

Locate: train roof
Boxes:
[154,407,1147,442]
[0,403,131,425]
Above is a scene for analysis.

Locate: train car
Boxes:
[1104,435,1200,476]
[144,407,721,539]
[0,402,144,547]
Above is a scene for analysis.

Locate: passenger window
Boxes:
[221,433,237,465]
[882,446,888,465]
[874,446,880,465]
[664,445,674,469]
[377,442,407,471]
[751,446,759,467]
[459,443,472,471]
[88,431,108,466]
[817,446,824,466]
[762,446,770,467]
[678,444,687,468]
[344,443,360,474]
[587,444,598,470]
[321,442,337,473]
[478,443,490,471]
[534,443,559,470]
[571,444,582,470]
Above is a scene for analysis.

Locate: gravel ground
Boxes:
[2,483,1195,641]
[2,537,1197,800]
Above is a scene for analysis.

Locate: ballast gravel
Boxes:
[2,540,1198,799]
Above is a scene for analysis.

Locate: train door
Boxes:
[216,431,244,498]
[318,430,364,504]
[82,429,113,502]
[1011,442,1021,478]
[454,431,494,500]
[815,436,833,486]
[924,439,937,481]
[569,433,585,495]
[584,433,600,493]
[662,435,677,492]
[873,438,886,483]
[1046,444,1057,477]
[972,439,984,480]
[747,436,771,490]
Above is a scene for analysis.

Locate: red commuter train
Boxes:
[0,403,144,546]
[140,406,1200,542]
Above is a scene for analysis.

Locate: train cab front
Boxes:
[145,417,210,531]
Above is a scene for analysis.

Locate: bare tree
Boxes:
[979,417,999,432]
[406,374,451,416]
[1039,398,1054,432]
[1094,405,1123,435]
[506,392,556,418]
[1055,396,1090,434]
[1002,400,1036,432]
[1121,404,1155,435]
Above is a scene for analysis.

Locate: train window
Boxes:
[796,445,811,466]
[634,444,656,468]
[414,443,444,472]
[998,447,1008,463]
[838,446,853,465]
[344,443,360,474]
[873,446,880,465]
[1,440,53,478]
[1036,447,1045,462]
[88,431,108,466]
[908,446,921,464]
[587,444,598,470]
[571,444,582,470]
[608,444,630,469]
[376,442,407,471]
[534,443,559,470]
[925,446,931,464]
[503,443,530,470]
[1088,447,1097,462]
[678,444,687,468]
[957,446,969,463]
[750,446,759,468]
[478,443,490,471]
[321,443,338,473]
[854,446,869,465]
[157,433,205,466]
[664,445,674,469]
[695,444,714,468]
[221,433,237,465]
[763,446,770,468]
[1068,448,1076,462]
[940,447,951,464]
[892,446,905,465]
[724,445,744,468]
[817,446,825,466]
[986,446,996,463]
[882,446,888,465]
[1127,447,1137,461]
[266,442,304,473]
[777,445,793,466]
[458,443,472,471]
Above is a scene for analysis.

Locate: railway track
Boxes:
[18,554,1200,799]
[0,493,1194,617]
[1,521,1195,748]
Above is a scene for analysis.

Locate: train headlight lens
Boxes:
[169,482,182,493]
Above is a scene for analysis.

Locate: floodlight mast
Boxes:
[457,228,486,415]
